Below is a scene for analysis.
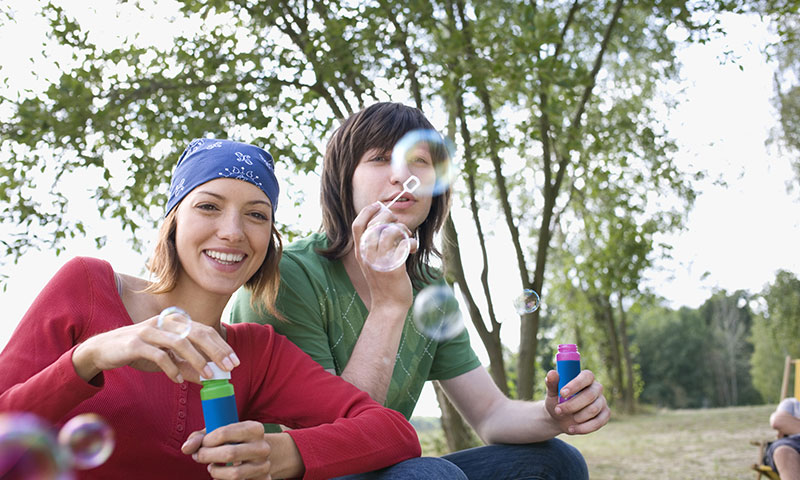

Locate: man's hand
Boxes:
[545,369,610,435]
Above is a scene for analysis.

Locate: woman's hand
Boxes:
[351,202,417,313]
[183,422,303,480]
[544,369,611,435]
[72,315,239,384]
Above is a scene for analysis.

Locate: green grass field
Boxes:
[416,404,778,479]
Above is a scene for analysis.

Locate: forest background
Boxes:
[1,0,800,452]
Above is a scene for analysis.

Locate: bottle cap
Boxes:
[202,362,231,381]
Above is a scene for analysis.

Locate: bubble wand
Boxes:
[380,175,421,210]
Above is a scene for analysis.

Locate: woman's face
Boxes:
[173,178,273,297]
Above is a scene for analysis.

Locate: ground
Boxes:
[414,404,777,479]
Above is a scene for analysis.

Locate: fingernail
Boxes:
[229,353,240,367]
[222,357,234,371]
[176,374,184,384]
[192,453,198,462]
[203,366,213,379]
[555,407,562,415]
[568,426,575,434]
[561,389,569,397]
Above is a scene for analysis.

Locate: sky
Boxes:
[1,6,799,417]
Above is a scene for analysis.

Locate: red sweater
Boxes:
[0,257,420,479]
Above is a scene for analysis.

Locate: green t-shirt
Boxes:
[230,232,481,419]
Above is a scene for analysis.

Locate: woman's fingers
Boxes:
[194,422,272,479]
[141,317,237,381]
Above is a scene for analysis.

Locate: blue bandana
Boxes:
[166,138,280,217]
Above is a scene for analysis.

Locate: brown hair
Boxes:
[318,102,451,287]
[145,207,283,318]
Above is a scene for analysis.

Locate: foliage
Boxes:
[751,270,800,402]
[730,0,800,192]
[698,291,762,406]
[634,305,714,408]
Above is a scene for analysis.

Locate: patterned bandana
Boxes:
[165,138,280,217]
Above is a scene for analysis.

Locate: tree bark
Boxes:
[433,381,480,452]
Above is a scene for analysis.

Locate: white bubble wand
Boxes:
[380,175,421,210]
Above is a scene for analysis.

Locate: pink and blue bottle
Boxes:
[556,344,581,403]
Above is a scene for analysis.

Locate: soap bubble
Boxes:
[412,285,465,341]
[391,129,456,198]
[157,306,192,339]
[57,414,114,470]
[513,289,541,314]
[359,223,411,272]
[0,412,71,480]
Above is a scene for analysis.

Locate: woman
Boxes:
[0,138,420,480]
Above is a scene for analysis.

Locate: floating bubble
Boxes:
[412,285,465,341]
[57,414,114,470]
[391,129,457,198]
[359,223,411,272]
[0,412,71,480]
[513,289,541,314]
[157,306,192,339]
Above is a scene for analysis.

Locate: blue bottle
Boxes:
[200,362,239,433]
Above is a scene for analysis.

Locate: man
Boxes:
[232,102,610,479]
[765,397,800,479]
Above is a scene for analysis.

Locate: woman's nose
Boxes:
[216,211,245,242]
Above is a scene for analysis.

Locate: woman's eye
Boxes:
[197,203,218,211]
[249,211,270,221]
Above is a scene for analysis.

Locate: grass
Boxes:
[415,404,778,479]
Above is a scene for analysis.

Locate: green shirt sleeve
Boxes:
[230,253,337,371]
[427,317,482,381]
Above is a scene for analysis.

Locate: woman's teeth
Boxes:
[205,250,244,264]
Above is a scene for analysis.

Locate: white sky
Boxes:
[1,7,799,417]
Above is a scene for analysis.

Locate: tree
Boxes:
[699,291,761,406]
[634,304,714,408]
[737,1,800,191]
[751,270,800,402]
[0,0,750,441]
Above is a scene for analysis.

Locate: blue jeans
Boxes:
[333,440,588,479]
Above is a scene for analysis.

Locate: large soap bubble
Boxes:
[57,414,114,470]
[412,285,465,341]
[0,413,71,480]
[359,223,412,272]
[157,306,192,339]
[390,129,456,198]
[513,289,541,314]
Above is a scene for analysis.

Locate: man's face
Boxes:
[351,147,435,232]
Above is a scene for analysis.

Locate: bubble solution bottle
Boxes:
[200,362,239,433]
[556,344,581,403]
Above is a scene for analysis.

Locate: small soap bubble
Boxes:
[57,414,114,470]
[391,129,457,198]
[513,289,541,314]
[359,223,411,272]
[0,412,71,480]
[412,285,465,341]
[157,306,192,339]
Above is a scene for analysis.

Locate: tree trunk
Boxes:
[442,214,508,393]
[433,381,480,452]
[617,294,636,413]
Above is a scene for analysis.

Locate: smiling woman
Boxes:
[0,138,421,480]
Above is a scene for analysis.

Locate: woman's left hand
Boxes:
[544,369,611,435]
[182,421,272,479]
